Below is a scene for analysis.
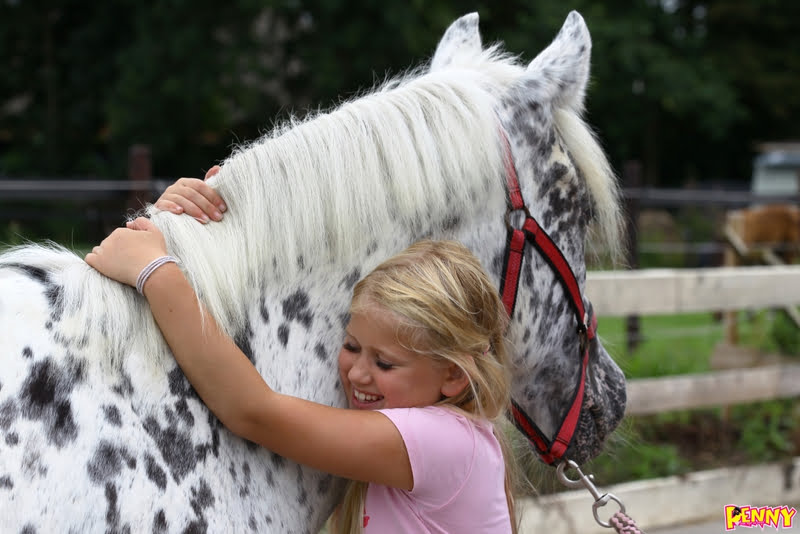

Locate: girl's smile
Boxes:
[350,387,384,408]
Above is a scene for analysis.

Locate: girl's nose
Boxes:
[347,354,371,384]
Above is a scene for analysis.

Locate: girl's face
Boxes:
[338,305,458,410]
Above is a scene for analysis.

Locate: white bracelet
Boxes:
[136,256,180,295]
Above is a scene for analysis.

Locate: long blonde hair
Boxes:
[332,239,519,533]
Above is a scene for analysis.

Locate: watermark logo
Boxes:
[725,505,796,531]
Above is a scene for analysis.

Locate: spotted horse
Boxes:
[0,11,626,534]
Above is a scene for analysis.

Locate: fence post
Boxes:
[127,144,152,214]
[722,211,745,345]
[624,160,642,354]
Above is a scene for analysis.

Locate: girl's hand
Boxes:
[155,165,226,223]
[85,217,169,287]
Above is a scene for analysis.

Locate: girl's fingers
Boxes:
[162,178,225,221]
[163,190,218,222]
[127,217,154,231]
[204,165,221,181]
[154,198,184,214]
[189,179,226,214]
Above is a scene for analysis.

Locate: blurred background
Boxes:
[2,1,799,530]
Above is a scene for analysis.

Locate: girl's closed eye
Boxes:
[342,342,359,353]
[375,358,394,371]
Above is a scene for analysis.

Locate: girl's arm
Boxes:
[85,218,413,490]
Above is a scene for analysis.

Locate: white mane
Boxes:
[554,108,623,261]
[149,47,524,339]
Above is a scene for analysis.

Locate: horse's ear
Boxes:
[524,11,591,112]
[430,12,482,71]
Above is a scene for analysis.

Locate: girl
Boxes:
[86,183,518,533]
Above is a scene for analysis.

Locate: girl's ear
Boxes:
[440,363,471,398]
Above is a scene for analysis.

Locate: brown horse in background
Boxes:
[722,203,800,344]
[725,203,800,264]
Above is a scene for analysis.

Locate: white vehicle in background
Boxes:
[751,142,800,199]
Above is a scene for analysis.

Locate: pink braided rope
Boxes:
[610,511,645,534]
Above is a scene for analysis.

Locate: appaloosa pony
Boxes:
[0,11,626,533]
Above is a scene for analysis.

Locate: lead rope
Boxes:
[556,460,646,533]
[609,511,645,534]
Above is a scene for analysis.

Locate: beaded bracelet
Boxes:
[136,256,180,295]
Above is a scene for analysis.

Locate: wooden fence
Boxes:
[518,266,800,534]
[586,265,800,414]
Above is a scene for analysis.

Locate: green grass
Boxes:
[598,313,721,378]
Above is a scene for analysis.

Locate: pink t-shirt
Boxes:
[363,406,511,533]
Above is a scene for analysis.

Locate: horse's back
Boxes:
[0,261,203,532]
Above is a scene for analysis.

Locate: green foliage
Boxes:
[2,1,799,186]
[575,399,800,488]
[768,312,800,356]
[733,400,799,461]
[583,437,692,487]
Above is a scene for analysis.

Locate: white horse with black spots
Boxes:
[0,11,626,534]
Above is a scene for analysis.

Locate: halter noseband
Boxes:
[499,130,597,465]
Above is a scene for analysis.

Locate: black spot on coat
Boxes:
[87,441,127,484]
[145,454,167,491]
[19,357,84,447]
[103,405,123,427]
[314,343,327,362]
[277,324,290,347]
[142,416,197,483]
[153,510,168,534]
[281,291,313,328]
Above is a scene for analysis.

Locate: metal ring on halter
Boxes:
[556,460,626,528]
[504,204,531,232]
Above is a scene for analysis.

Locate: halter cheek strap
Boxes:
[498,130,596,465]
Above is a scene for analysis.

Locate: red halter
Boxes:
[499,131,597,465]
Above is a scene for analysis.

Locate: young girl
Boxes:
[86,180,518,533]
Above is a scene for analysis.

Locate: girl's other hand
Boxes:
[85,217,169,287]
[155,165,227,223]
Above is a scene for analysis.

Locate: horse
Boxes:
[0,11,626,533]
[725,203,800,265]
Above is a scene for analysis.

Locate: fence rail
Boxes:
[0,179,171,200]
[625,363,800,415]
[586,265,800,316]
[622,187,800,206]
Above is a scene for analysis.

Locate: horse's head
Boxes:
[431,12,626,465]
